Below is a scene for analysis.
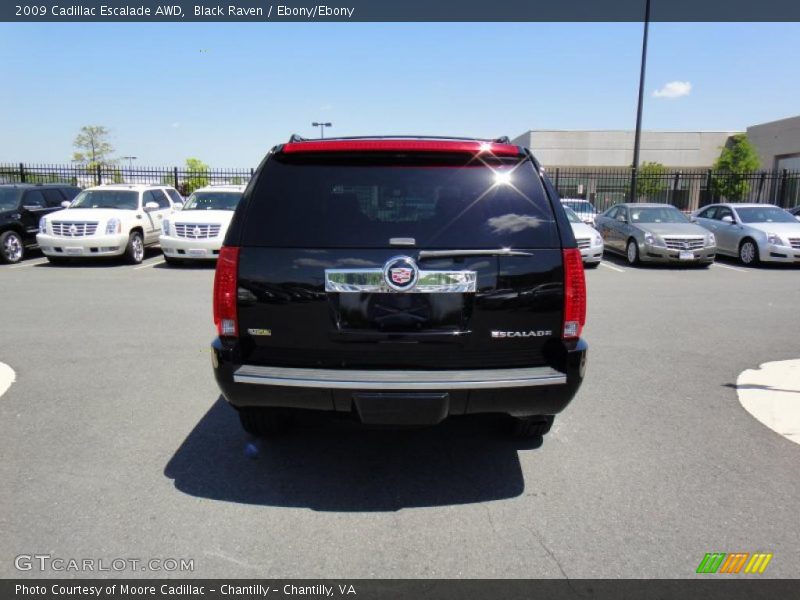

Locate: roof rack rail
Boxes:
[285,135,515,144]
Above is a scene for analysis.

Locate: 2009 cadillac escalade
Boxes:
[211,136,587,438]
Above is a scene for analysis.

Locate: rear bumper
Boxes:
[211,337,587,423]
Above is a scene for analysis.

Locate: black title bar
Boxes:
[3,0,800,22]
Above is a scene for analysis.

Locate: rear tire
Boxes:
[739,238,760,266]
[0,230,24,264]
[626,239,640,265]
[238,408,291,437]
[512,415,554,438]
[124,231,144,265]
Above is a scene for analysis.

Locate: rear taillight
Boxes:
[213,246,240,337]
[562,248,586,340]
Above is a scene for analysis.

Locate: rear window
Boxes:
[241,153,558,248]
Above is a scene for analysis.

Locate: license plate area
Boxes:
[187,248,208,257]
[679,250,694,260]
[64,247,83,256]
[352,392,449,425]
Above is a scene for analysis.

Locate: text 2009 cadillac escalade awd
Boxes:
[211,136,587,438]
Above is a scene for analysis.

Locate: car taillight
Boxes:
[562,248,586,340]
[213,246,240,337]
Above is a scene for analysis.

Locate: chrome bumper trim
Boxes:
[233,365,566,389]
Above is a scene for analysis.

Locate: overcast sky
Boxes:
[2,22,798,166]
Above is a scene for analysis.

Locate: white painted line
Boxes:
[134,258,165,270]
[0,363,15,399]
[598,262,625,273]
[9,258,48,269]
[711,262,747,273]
[737,359,800,446]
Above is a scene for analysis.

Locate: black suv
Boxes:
[212,137,587,438]
[0,183,81,263]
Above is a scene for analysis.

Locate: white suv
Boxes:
[159,184,245,264]
[37,184,182,264]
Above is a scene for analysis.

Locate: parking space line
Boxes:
[598,262,625,273]
[711,262,748,273]
[134,258,165,270]
[9,259,49,269]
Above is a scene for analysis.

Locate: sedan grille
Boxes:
[789,238,800,249]
[663,237,705,250]
[175,223,221,239]
[51,221,98,237]
[576,238,591,249]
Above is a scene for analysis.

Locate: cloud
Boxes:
[652,81,692,98]
[171,122,181,128]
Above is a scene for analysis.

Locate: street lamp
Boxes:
[122,156,138,169]
[312,122,332,139]
[630,0,651,202]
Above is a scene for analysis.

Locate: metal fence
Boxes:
[549,167,800,213]
[0,163,254,195]
[2,162,799,211]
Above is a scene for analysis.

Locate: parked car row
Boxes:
[567,199,800,267]
[0,183,245,265]
[2,180,799,269]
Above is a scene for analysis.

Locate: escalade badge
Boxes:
[383,256,419,292]
[69,224,77,236]
[193,226,202,238]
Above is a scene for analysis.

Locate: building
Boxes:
[511,118,800,210]
[510,130,740,169]
[746,115,800,171]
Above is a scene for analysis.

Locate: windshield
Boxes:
[0,188,22,211]
[629,206,688,224]
[183,191,242,211]
[242,154,559,249]
[735,206,797,224]
[70,190,139,210]
[563,206,583,224]
[562,200,595,214]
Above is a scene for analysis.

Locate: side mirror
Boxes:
[173,202,183,211]
[689,216,697,223]
[721,215,734,224]
[61,200,71,208]
[144,201,159,211]
[795,215,800,222]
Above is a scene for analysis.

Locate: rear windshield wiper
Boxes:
[417,249,534,259]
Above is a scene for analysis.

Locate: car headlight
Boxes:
[707,233,716,246]
[39,217,47,234]
[105,218,121,235]
[766,232,786,246]
[162,219,170,235]
[593,233,603,246]
[644,233,664,246]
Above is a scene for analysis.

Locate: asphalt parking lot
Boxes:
[1,253,799,579]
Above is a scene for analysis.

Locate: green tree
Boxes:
[72,125,115,169]
[711,134,761,200]
[184,157,210,194]
[635,162,668,200]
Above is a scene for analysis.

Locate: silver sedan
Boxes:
[692,203,800,265]
[595,203,716,266]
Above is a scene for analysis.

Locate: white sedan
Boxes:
[564,206,603,267]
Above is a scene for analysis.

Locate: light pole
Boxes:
[312,122,332,139]
[630,0,651,202]
[122,156,137,170]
